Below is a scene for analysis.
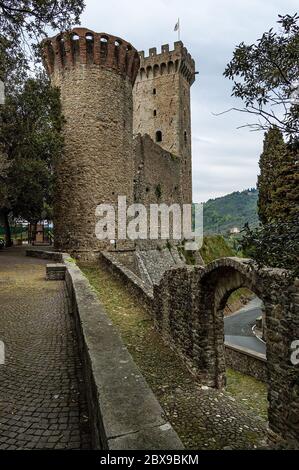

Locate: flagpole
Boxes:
[174,18,181,42]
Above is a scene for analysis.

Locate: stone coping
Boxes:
[225,341,267,362]
[26,249,182,450]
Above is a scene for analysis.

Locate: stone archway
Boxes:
[154,257,299,446]
[196,258,265,389]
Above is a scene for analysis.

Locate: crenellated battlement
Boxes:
[42,28,140,84]
[137,41,195,85]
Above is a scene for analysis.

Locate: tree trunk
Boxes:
[3,211,12,247]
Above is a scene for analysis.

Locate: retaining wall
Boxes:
[225,342,267,383]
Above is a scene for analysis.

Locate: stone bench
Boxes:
[46,264,66,281]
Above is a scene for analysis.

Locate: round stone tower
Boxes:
[42,28,140,259]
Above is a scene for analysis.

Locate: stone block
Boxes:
[46,264,66,281]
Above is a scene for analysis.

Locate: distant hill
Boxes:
[203,188,259,235]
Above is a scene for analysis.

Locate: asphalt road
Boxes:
[224,298,266,355]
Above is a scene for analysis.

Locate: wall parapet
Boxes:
[137,41,195,85]
[42,28,140,84]
[26,249,182,450]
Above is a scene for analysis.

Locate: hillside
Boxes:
[203,188,259,234]
[200,235,237,264]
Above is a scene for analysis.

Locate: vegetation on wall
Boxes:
[155,183,162,200]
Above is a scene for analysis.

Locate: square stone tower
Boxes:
[133,42,196,204]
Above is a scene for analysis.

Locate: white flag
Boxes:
[174,19,180,32]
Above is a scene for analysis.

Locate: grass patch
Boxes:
[200,235,236,264]
[226,369,268,421]
[225,288,255,315]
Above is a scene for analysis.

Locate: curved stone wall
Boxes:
[42,29,140,259]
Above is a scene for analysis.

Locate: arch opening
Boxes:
[153,64,160,77]
[100,36,108,61]
[114,39,122,65]
[71,34,80,62]
[156,130,162,142]
[160,62,167,75]
[155,258,299,446]
[86,33,94,63]
[57,36,66,66]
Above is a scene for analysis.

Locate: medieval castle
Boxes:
[39,28,299,449]
[42,28,196,259]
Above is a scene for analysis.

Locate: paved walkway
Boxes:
[0,247,91,449]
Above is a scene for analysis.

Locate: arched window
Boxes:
[86,33,94,63]
[153,88,156,95]
[184,131,187,145]
[100,36,108,60]
[114,39,122,64]
[71,34,80,63]
[153,110,157,117]
[156,130,162,142]
[161,63,167,75]
[57,36,66,65]
[140,68,146,80]
[153,64,160,77]
[146,66,153,79]
[168,61,174,73]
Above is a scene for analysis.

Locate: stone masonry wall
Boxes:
[134,133,182,206]
[133,134,186,250]
[154,258,299,446]
[133,42,195,204]
[52,66,134,258]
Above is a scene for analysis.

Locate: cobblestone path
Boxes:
[0,248,91,449]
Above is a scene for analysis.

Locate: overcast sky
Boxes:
[79,0,298,203]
